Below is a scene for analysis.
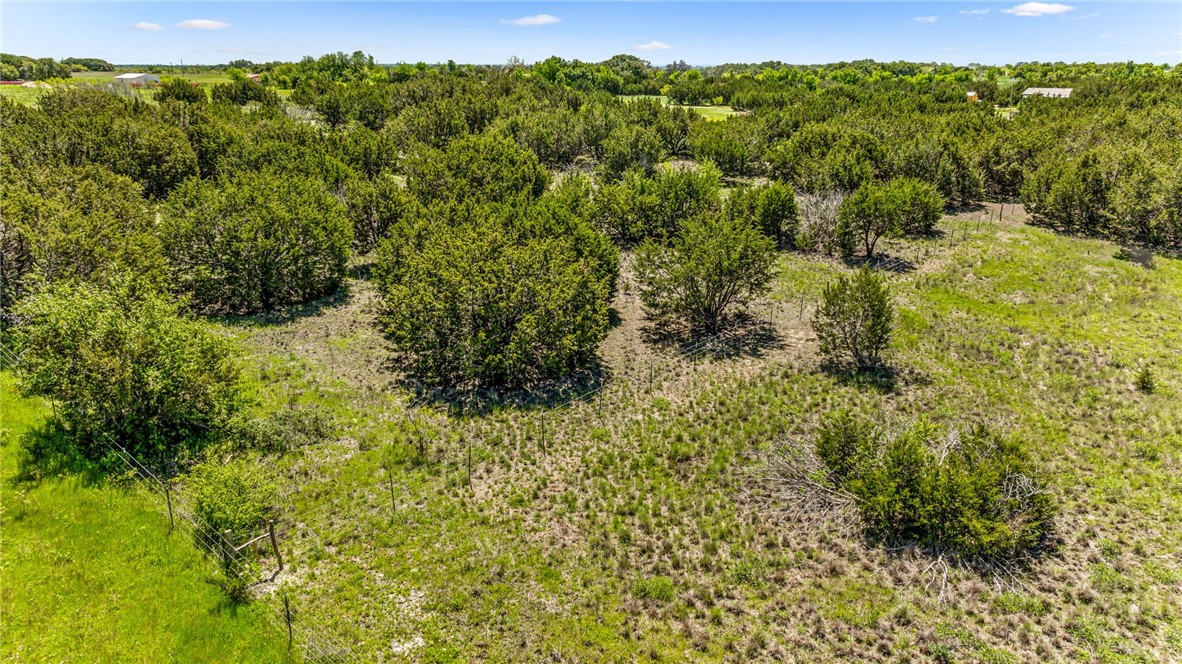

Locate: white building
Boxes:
[113,73,160,85]
[1021,87,1072,99]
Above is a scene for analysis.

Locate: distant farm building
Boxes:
[113,73,159,85]
[966,91,979,102]
[1022,87,1072,99]
[246,73,262,82]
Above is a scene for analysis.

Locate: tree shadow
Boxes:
[210,283,355,330]
[639,310,786,360]
[1115,246,1156,269]
[841,253,916,274]
[819,363,932,394]
[7,420,109,487]
[387,355,613,417]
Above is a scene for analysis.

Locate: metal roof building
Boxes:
[1022,87,1072,98]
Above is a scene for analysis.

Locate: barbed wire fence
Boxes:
[0,343,354,663]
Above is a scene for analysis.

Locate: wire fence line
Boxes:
[1,343,355,662]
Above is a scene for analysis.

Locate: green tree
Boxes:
[725,182,800,248]
[406,132,549,205]
[812,268,893,370]
[0,163,166,317]
[891,177,944,235]
[836,183,901,258]
[375,204,616,387]
[154,78,205,104]
[633,214,776,333]
[162,170,352,313]
[11,278,241,461]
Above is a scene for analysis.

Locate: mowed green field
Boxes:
[72,70,236,85]
[0,374,289,662]
[621,94,740,120]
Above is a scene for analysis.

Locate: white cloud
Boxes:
[1001,3,1074,17]
[133,22,164,31]
[914,16,938,24]
[633,41,673,52]
[959,9,991,15]
[1072,12,1100,20]
[176,19,231,30]
[500,14,560,27]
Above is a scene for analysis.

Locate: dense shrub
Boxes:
[375,203,616,387]
[812,268,893,370]
[11,278,241,462]
[187,455,277,538]
[162,170,352,313]
[406,132,549,205]
[210,79,280,107]
[814,412,1056,560]
[0,163,166,318]
[344,173,416,254]
[891,177,945,235]
[724,182,800,248]
[598,124,665,180]
[634,214,776,333]
[154,78,205,104]
[592,162,722,244]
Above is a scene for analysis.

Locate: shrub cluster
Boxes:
[812,268,894,371]
[161,170,352,314]
[815,412,1056,560]
[11,278,241,462]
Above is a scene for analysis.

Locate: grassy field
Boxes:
[5,205,1181,661]
[621,94,741,121]
[0,374,290,662]
[186,205,1180,661]
[71,71,236,85]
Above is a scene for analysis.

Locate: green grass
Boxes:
[72,71,236,85]
[619,94,740,121]
[212,216,1181,661]
[5,215,1181,661]
[0,374,289,662]
[0,86,49,106]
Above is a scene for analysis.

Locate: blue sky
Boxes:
[3,2,1180,66]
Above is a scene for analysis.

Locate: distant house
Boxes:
[1022,87,1072,99]
[114,73,160,85]
[246,73,262,82]
[966,91,979,102]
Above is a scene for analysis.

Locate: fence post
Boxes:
[221,529,233,571]
[268,519,284,571]
[648,364,653,394]
[387,465,397,522]
[798,293,805,321]
[283,591,293,651]
[165,481,174,533]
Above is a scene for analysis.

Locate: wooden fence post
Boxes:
[387,465,396,522]
[165,481,174,533]
[221,529,233,571]
[268,520,283,571]
[283,591,293,651]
